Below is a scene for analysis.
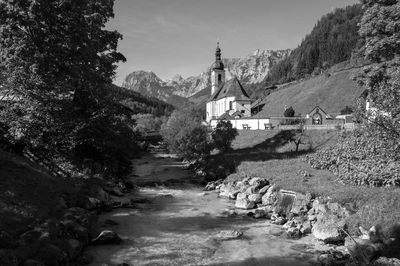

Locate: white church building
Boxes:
[206,44,270,130]
[206,44,252,122]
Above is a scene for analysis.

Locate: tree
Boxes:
[0,1,137,179]
[290,121,309,152]
[283,106,296,125]
[356,0,400,140]
[284,106,295,117]
[161,108,211,161]
[0,0,125,147]
[340,106,354,115]
[211,120,238,152]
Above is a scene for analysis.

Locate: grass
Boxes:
[220,129,400,237]
[254,66,365,117]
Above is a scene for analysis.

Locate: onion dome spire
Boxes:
[212,42,224,70]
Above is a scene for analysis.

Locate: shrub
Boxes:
[211,120,238,152]
[305,129,400,187]
[161,108,211,162]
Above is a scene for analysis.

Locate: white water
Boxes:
[87,153,328,266]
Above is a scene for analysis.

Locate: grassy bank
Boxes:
[221,130,400,236]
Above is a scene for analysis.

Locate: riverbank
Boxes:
[87,152,345,266]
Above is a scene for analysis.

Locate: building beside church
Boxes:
[205,44,348,131]
[206,44,252,123]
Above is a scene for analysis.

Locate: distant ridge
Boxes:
[122,49,290,107]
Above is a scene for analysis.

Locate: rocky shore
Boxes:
[0,178,135,266]
[205,177,400,265]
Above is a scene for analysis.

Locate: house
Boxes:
[206,44,252,123]
[305,106,333,125]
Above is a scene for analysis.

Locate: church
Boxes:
[206,44,252,123]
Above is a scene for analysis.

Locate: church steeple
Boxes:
[212,42,224,70]
[211,42,225,95]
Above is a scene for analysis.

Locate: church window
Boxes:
[229,101,233,110]
[218,74,221,82]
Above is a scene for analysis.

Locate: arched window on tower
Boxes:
[218,74,221,82]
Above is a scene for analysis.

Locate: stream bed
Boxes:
[87,153,330,266]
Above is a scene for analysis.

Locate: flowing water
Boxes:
[87,152,329,266]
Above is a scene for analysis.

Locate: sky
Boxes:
[107,0,359,85]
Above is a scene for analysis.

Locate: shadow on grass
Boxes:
[205,130,324,181]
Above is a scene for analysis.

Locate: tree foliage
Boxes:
[355,0,400,141]
[283,106,295,117]
[306,0,400,188]
[161,107,211,161]
[211,120,238,152]
[0,0,148,179]
[265,4,363,85]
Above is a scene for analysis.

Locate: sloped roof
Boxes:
[308,106,333,119]
[209,77,250,101]
[218,112,234,120]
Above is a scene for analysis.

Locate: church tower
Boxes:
[211,42,225,95]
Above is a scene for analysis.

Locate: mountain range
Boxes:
[122,49,291,106]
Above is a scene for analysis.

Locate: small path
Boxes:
[88,152,328,266]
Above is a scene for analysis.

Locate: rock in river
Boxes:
[215,230,243,241]
[91,230,122,245]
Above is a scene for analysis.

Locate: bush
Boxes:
[161,108,211,162]
[211,120,238,152]
[305,129,400,187]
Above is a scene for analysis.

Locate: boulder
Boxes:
[91,230,122,245]
[248,193,263,204]
[271,216,287,225]
[290,192,312,215]
[254,207,271,219]
[373,257,400,266]
[286,227,301,239]
[219,183,236,198]
[312,214,346,244]
[235,197,256,210]
[248,177,269,188]
[215,230,243,241]
[228,190,241,200]
[245,185,259,195]
[282,220,296,229]
[261,185,279,206]
[259,185,271,195]
[204,181,217,191]
[299,220,312,235]
[345,237,385,265]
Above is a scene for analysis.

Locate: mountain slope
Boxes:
[254,61,366,117]
[265,4,363,85]
[121,71,188,107]
[122,49,290,107]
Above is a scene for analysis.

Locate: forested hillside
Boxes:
[264,4,363,85]
[110,85,174,116]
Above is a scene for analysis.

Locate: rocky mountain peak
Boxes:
[122,48,292,104]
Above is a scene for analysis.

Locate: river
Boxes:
[87,151,329,266]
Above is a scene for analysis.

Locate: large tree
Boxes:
[0,0,125,147]
[356,0,400,140]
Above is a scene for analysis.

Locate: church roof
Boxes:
[217,112,234,120]
[209,77,251,101]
